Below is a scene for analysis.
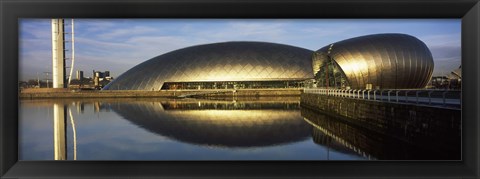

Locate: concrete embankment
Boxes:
[300,93,461,157]
[19,88,303,99]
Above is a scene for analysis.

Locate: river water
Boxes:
[19,97,455,160]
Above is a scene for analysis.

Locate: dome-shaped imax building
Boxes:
[313,33,434,89]
[104,33,434,90]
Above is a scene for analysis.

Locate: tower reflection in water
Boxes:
[53,103,66,160]
[53,102,77,160]
[110,98,311,148]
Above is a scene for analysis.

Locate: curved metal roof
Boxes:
[104,41,314,90]
[314,33,434,89]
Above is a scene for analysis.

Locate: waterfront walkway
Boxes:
[20,88,304,99]
[304,88,461,109]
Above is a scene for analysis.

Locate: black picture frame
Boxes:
[1,0,479,178]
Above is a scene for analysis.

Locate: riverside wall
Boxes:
[20,88,303,99]
[300,93,461,156]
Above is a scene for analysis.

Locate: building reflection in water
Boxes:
[109,98,312,148]
[301,107,458,160]
[46,97,378,160]
[44,97,456,160]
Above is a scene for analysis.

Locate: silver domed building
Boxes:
[313,33,434,89]
[104,42,314,90]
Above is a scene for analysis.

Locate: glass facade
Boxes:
[313,52,350,89]
[161,80,306,90]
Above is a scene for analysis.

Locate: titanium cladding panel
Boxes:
[104,41,314,90]
[314,33,434,89]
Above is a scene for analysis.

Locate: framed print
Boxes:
[1,0,479,178]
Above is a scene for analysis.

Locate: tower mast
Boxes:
[67,19,75,86]
[52,19,66,88]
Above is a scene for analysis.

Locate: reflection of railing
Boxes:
[162,101,300,110]
[304,88,461,108]
[304,117,374,160]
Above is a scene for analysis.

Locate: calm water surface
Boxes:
[23,96,450,161]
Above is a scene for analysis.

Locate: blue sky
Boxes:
[19,19,461,81]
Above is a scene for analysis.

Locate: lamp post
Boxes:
[325,44,334,94]
[44,72,50,88]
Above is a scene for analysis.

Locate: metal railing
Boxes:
[303,88,461,108]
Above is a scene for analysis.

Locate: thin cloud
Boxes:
[420,33,461,75]
[19,50,52,80]
[80,19,117,33]
[76,37,133,49]
[20,19,51,39]
[97,26,158,40]
[421,33,460,46]
[192,22,288,42]
[19,40,51,53]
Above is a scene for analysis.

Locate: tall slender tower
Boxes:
[52,19,66,88]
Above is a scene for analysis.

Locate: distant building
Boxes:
[76,70,84,80]
[93,70,112,80]
[448,66,462,89]
[93,70,114,89]
[428,66,461,90]
[93,70,103,78]
[429,76,450,89]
